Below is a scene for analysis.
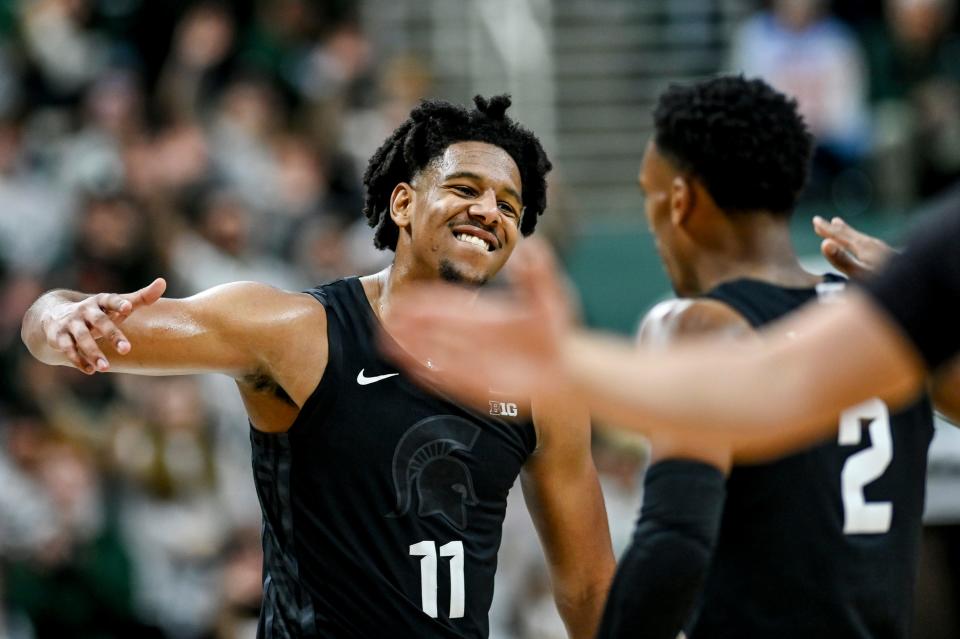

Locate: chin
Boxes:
[439,259,489,288]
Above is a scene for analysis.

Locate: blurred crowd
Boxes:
[0,0,958,638]
[731,0,960,215]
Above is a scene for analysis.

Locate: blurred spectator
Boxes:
[340,53,432,182]
[289,214,354,284]
[0,412,59,561]
[729,0,871,202]
[0,118,71,275]
[2,425,161,638]
[209,73,284,216]
[21,0,111,105]
[46,189,163,294]
[56,68,145,193]
[863,0,960,206]
[238,0,318,102]
[172,185,304,292]
[111,377,232,638]
[157,2,238,122]
[213,526,262,639]
[299,21,375,153]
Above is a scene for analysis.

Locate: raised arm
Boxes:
[521,393,615,639]
[21,279,328,419]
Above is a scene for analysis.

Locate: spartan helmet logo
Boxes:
[387,415,481,530]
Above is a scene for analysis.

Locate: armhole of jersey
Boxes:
[284,287,342,436]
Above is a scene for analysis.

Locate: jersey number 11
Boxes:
[410,540,465,619]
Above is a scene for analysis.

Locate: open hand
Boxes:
[813,216,897,279]
[42,278,166,374]
[381,238,574,409]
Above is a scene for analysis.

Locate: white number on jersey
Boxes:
[838,398,894,534]
[409,540,465,618]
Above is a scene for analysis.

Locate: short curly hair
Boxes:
[362,94,552,250]
[653,76,813,215]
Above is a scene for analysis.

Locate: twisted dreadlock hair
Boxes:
[362,94,552,251]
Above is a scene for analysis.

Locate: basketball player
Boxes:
[596,77,933,639]
[21,96,615,638]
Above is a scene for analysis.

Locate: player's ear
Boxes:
[670,175,694,227]
[390,183,415,229]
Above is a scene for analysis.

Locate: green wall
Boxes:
[563,212,912,335]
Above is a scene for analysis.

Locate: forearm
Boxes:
[597,460,725,639]
[561,330,803,439]
[561,295,926,461]
[554,577,613,639]
[532,483,615,639]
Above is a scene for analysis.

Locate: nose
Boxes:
[468,189,500,226]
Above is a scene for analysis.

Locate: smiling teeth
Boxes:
[456,233,490,250]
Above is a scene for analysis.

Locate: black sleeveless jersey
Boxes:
[686,276,934,639]
[250,277,537,639]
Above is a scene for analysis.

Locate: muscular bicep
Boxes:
[96,283,327,399]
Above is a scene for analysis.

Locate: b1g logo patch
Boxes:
[489,401,518,417]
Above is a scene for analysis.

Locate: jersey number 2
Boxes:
[838,398,893,535]
[410,540,465,618]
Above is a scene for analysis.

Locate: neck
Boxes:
[689,213,820,295]
[370,256,481,321]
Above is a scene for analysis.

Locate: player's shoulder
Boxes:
[638,298,752,347]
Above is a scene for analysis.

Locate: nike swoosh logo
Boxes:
[357,369,400,385]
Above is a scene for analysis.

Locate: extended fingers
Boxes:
[813,216,856,247]
[820,239,868,279]
[66,318,110,372]
[55,331,94,374]
[85,298,131,354]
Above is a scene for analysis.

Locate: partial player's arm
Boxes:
[521,394,615,639]
[596,299,744,639]
[814,215,960,425]
[21,279,327,410]
[597,459,725,639]
[383,235,933,462]
[636,299,749,469]
[562,291,926,461]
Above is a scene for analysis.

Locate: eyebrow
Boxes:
[443,171,523,206]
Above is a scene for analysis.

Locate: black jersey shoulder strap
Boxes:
[702,273,845,329]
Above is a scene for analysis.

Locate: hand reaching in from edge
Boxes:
[813,216,897,279]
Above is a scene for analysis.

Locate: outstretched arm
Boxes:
[23,278,167,374]
[562,292,925,461]
[522,393,615,639]
[21,279,327,409]
[384,238,927,462]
